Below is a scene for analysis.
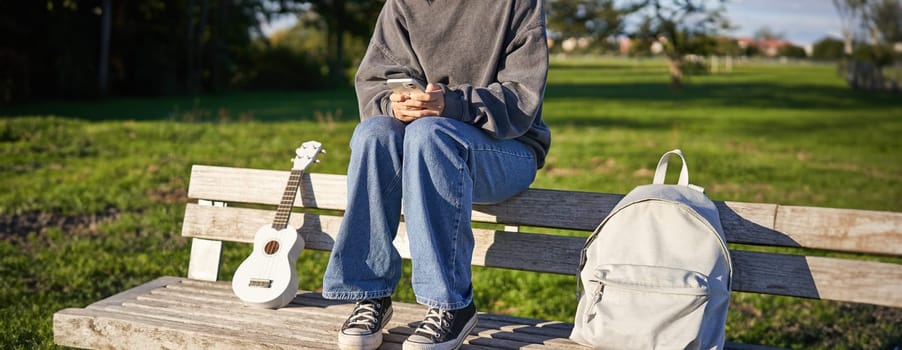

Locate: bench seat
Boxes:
[53,276,582,350]
[55,277,787,350]
[52,165,902,349]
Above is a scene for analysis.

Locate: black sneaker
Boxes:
[338,296,393,350]
[402,301,477,350]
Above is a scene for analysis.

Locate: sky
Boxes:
[261,0,844,47]
[724,0,842,46]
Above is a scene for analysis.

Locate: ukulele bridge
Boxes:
[248,278,273,288]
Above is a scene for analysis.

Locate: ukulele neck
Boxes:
[272,168,303,230]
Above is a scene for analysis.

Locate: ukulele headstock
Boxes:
[293,141,325,171]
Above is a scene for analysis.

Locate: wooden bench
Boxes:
[53,164,902,349]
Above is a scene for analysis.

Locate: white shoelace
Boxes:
[415,308,453,338]
[348,301,381,329]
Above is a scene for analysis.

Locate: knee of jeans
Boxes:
[351,116,405,150]
[402,118,463,154]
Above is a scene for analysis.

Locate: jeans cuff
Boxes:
[321,289,394,301]
[415,295,471,310]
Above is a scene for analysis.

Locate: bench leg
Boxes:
[187,200,225,281]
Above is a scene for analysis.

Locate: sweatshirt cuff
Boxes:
[439,84,470,123]
[380,93,395,118]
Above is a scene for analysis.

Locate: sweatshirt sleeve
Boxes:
[354,0,422,120]
[355,0,549,140]
[440,15,549,140]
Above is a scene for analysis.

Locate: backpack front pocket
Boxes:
[575,264,711,349]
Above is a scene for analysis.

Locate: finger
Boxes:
[403,99,429,108]
[394,109,420,122]
[407,108,440,118]
[389,93,407,102]
[404,99,443,114]
[412,86,440,101]
[394,114,416,122]
[424,84,444,109]
[409,91,433,101]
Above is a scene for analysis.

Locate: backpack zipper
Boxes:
[584,282,605,323]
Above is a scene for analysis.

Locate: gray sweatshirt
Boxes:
[354,0,551,168]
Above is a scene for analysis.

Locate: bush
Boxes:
[812,37,844,60]
[232,46,328,90]
[853,43,896,68]
[778,44,808,59]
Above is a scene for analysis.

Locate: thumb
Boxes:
[426,83,441,92]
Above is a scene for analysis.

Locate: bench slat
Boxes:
[730,251,902,307]
[181,203,580,275]
[54,307,321,349]
[182,204,902,308]
[58,277,590,350]
[187,165,902,256]
[187,165,348,210]
[54,276,783,350]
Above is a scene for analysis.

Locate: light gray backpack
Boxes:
[570,149,732,350]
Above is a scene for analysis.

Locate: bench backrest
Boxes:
[181,165,902,308]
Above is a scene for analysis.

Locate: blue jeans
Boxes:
[322,116,537,310]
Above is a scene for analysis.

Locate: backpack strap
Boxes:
[653,149,689,186]
[653,149,705,192]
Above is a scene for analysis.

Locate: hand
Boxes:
[390,83,445,123]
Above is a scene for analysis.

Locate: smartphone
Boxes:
[386,78,426,95]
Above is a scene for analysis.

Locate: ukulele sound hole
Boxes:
[264,240,280,255]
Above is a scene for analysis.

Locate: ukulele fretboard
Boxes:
[272,169,303,230]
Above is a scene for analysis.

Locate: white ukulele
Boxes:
[232,141,324,309]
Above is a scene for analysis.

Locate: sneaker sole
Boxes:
[338,331,382,350]
[337,308,393,350]
[401,314,478,350]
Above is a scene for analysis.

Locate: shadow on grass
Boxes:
[0,88,361,123]
[2,80,898,124]
[550,61,651,71]
[543,106,900,137]
[544,81,899,111]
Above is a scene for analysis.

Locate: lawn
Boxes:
[1,56,900,349]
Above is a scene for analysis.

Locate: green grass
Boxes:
[2,57,901,349]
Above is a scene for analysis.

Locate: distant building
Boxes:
[736,37,756,50]
[615,35,803,58]
[737,37,794,57]
[758,38,792,56]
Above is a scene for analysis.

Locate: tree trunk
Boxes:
[97,0,112,96]
[843,32,854,56]
[668,57,683,91]
[186,0,196,93]
[194,0,210,92]
[327,0,346,85]
[211,0,228,92]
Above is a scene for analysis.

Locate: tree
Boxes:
[833,0,868,56]
[778,44,808,58]
[627,0,730,90]
[300,0,385,85]
[866,0,902,44]
[547,0,640,52]
[0,0,303,101]
[864,0,902,74]
[834,0,901,91]
[753,26,785,41]
[846,0,902,67]
[712,35,741,56]
[812,37,846,59]
[98,0,112,96]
